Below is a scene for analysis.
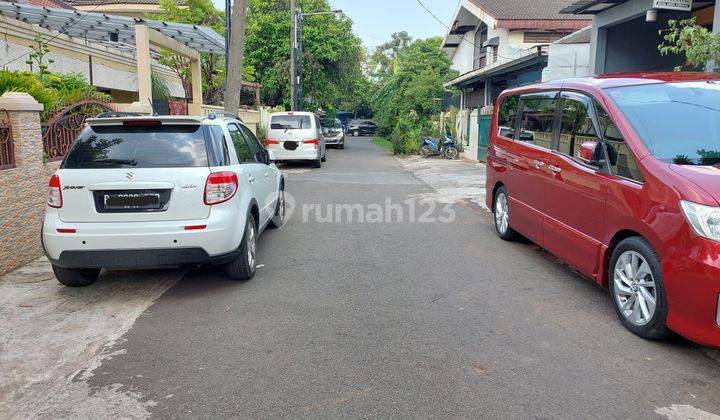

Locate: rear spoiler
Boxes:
[86,116,205,126]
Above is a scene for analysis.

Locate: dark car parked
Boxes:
[347,120,377,137]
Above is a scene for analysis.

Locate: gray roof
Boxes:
[470,0,590,20]
[554,26,591,44]
[0,2,224,54]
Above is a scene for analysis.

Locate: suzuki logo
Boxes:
[126,172,135,180]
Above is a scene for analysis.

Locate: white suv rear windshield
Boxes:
[62,124,209,169]
[271,115,312,130]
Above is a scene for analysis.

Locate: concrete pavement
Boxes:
[2,136,719,418]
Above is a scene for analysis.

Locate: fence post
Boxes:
[0,92,46,276]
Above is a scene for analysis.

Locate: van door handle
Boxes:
[533,160,545,169]
[548,165,562,174]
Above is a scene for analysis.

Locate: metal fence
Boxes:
[42,100,115,161]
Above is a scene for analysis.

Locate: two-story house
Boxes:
[443,0,591,110]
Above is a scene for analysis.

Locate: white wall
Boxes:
[545,43,591,81]
[451,31,476,74]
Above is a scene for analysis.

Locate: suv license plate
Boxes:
[104,193,161,210]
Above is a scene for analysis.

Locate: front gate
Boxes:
[477,113,492,162]
[42,100,115,161]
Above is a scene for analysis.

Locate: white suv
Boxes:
[42,114,286,287]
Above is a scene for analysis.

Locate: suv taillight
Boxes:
[304,138,319,147]
[204,171,238,205]
[265,138,280,147]
[48,175,62,208]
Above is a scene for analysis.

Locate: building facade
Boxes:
[561,0,717,73]
[443,0,590,109]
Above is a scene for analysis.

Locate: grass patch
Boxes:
[371,136,394,154]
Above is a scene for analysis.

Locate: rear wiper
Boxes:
[93,158,137,166]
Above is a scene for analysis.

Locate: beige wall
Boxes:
[0,94,59,276]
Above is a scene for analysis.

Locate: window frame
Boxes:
[205,124,231,167]
[496,94,522,141]
[227,122,255,164]
[555,89,645,185]
[515,90,561,151]
[238,123,267,164]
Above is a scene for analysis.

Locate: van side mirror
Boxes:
[578,141,605,167]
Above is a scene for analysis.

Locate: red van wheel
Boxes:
[609,237,671,340]
[493,186,517,241]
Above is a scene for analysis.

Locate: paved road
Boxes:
[89,137,720,418]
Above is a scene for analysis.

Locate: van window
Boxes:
[63,124,208,169]
[595,102,644,183]
[519,93,558,149]
[271,115,312,130]
[497,95,519,139]
[558,94,599,160]
[228,124,254,163]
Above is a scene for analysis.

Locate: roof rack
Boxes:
[95,111,143,119]
[207,111,242,122]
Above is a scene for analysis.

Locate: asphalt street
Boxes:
[88,136,720,419]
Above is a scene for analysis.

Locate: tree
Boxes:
[659,17,720,71]
[151,0,247,105]
[244,0,365,111]
[368,31,412,75]
[370,37,458,153]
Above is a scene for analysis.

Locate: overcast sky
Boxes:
[211,0,456,50]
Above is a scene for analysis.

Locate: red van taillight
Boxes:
[265,138,280,147]
[304,139,319,147]
[204,171,238,205]
[48,175,62,208]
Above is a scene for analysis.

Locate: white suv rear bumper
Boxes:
[42,207,246,268]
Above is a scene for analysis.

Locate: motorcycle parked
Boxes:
[420,128,459,160]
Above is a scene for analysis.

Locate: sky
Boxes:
[329,0,455,49]
[211,0,456,50]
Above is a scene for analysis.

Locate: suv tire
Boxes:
[313,156,322,168]
[609,237,671,340]
[224,213,257,281]
[269,185,285,229]
[52,265,101,287]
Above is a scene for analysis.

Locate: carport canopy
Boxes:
[0,2,225,54]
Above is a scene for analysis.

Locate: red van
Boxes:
[486,72,720,348]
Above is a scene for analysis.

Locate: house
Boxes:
[442,0,590,161]
[560,0,717,74]
[544,25,592,81]
[64,0,183,19]
[0,1,218,110]
[442,0,591,110]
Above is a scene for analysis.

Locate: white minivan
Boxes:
[265,112,326,168]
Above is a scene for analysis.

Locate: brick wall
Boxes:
[0,93,59,276]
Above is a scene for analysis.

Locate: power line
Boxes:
[1,3,103,69]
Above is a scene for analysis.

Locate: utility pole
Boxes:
[224,0,231,77]
[224,0,248,113]
[290,0,297,111]
[290,7,340,111]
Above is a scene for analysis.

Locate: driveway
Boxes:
[2,136,719,419]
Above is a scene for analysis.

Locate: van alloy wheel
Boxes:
[495,193,509,235]
[613,250,657,326]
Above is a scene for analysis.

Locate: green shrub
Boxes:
[0,70,57,111]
